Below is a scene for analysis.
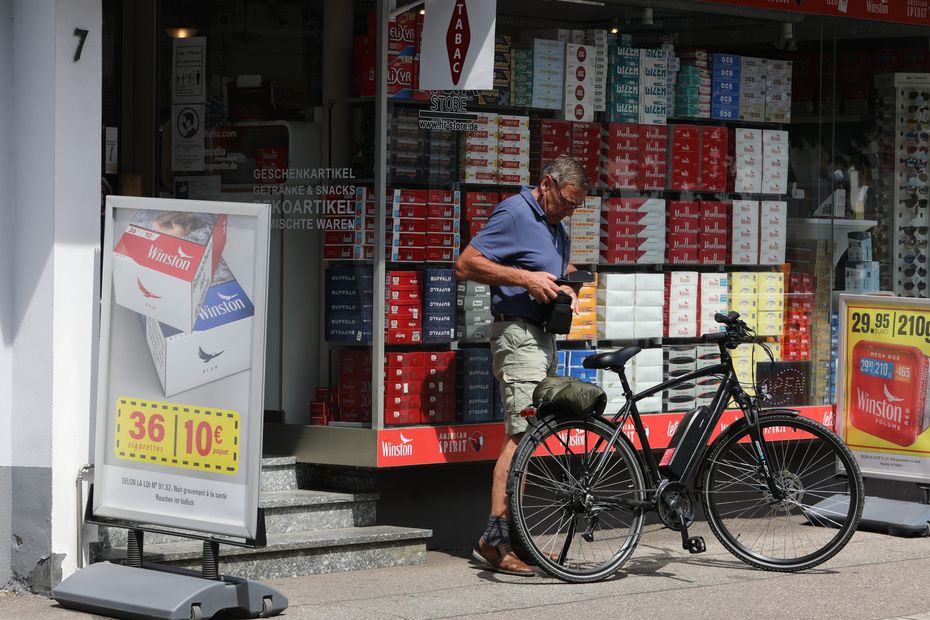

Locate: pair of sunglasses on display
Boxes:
[901,154,929,166]
[903,251,928,264]
[905,129,930,143]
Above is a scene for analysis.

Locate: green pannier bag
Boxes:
[532,376,608,417]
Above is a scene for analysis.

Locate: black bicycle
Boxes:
[507,311,864,583]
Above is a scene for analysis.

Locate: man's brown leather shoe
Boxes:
[472,537,535,576]
[511,537,559,566]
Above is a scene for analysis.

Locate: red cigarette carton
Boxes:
[113,210,228,333]
[849,341,930,446]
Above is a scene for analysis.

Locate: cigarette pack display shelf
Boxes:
[665,116,787,128]
[347,36,802,464]
[786,218,878,269]
[874,73,930,298]
[596,263,786,271]
[264,405,837,468]
[385,95,563,116]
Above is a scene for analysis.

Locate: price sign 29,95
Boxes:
[114,397,240,474]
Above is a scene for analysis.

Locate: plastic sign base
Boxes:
[809,494,930,538]
[53,561,287,619]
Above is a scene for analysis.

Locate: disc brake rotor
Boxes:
[763,470,804,506]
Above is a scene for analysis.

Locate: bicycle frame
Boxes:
[584,340,782,501]
[511,317,863,578]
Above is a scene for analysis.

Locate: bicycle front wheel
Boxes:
[508,415,647,583]
[700,414,864,572]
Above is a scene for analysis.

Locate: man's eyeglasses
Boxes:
[548,176,584,209]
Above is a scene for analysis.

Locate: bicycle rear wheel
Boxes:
[508,414,647,583]
[700,414,863,572]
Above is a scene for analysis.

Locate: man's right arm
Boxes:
[455,244,561,304]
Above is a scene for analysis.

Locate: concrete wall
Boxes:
[0,0,101,592]
[0,0,14,590]
[50,0,101,585]
[9,0,57,591]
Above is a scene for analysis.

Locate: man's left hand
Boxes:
[559,284,579,314]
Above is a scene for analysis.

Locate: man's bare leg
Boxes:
[490,433,522,517]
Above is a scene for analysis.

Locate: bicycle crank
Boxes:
[656,480,695,531]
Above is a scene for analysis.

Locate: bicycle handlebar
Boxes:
[703,310,753,349]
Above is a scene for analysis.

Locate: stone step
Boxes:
[261,455,298,491]
[97,525,433,580]
[93,489,378,549]
[263,489,378,534]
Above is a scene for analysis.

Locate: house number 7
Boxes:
[73,28,88,62]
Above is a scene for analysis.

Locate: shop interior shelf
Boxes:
[787,217,878,268]
[791,115,870,125]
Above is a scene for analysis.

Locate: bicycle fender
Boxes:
[760,407,801,416]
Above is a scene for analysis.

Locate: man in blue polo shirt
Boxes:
[455,154,588,575]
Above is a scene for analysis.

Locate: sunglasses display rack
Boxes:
[875,73,930,298]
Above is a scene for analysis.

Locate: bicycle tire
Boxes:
[700,414,864,572]
[508,414,647,583]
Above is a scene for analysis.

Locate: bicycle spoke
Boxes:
[510,416,647,582]
[701,416,863,571]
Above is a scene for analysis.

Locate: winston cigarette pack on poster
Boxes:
[850,340,930,447]
[145,258,254,397]
[113,210,228,333]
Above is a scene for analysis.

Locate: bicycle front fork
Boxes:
[738,394,786,502]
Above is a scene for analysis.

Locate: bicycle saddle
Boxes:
[582,346,641,370]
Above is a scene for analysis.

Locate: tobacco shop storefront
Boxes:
[100,0,930,551]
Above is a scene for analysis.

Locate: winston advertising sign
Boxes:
[701,0,929,26]
[94,197,270,539]
[837,294,930,482]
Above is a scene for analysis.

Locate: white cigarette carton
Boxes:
[597,320,635,339]
[145,259,253,397]
[633,320,663,338]
[596,288,635,306]
[635,347,664,367]
[597,305,634,322]
[113,210,228,333]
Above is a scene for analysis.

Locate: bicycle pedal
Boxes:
[684,536,706,554]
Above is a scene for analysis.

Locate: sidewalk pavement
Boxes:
[3,523,930,619]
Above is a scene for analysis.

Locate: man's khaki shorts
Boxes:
[490,320,557,436]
